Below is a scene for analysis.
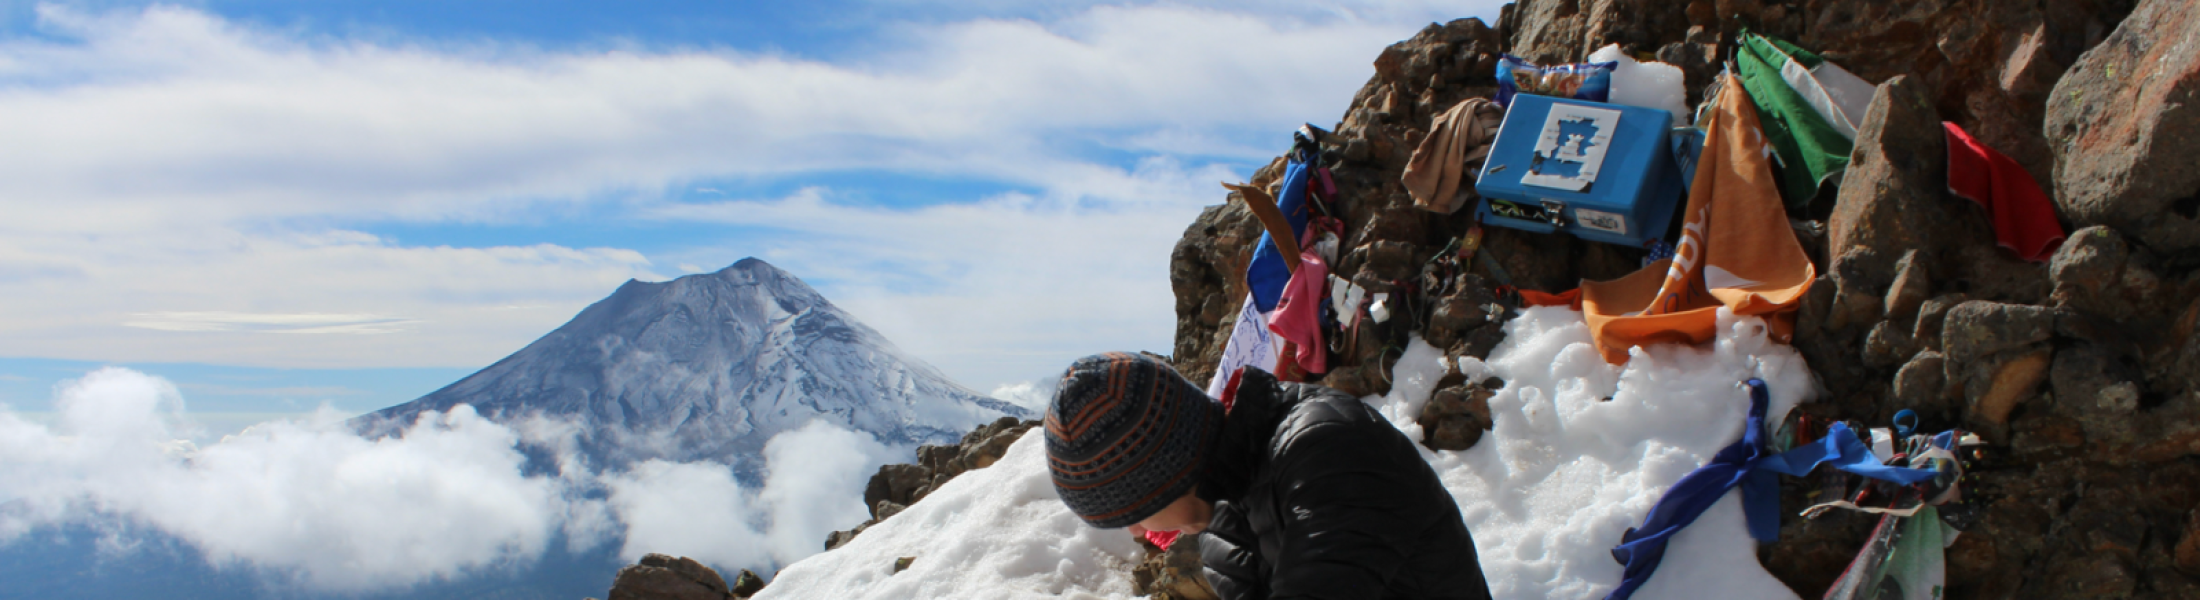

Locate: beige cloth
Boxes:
[1402,97,1505,214]
[1222,182,1300,274]
[1579,73,1817,364]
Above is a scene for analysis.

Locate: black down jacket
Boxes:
[1195,368,1492,600]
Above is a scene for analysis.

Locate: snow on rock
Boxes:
[753,428,1144,600]
[357,258,1030,478]
[765,306,1809,599]
[1365,306,1809,600]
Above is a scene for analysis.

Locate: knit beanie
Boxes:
[1044,352,1223,529]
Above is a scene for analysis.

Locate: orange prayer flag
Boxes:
[1579,73,1816,364]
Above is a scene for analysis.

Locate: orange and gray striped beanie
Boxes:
[1044,352,1222,529]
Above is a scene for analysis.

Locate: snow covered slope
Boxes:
[760,307,1809,600]
[358,258,1030,477]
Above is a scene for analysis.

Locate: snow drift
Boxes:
[761,306,1811,599]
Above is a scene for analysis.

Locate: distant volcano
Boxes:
[357,258,1029,478]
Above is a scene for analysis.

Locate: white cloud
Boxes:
[0,367,913,590]
[0,4,1417,227]
[757,420,895,565]
[988,378,1058,414]
[601,459,771,572]
[0,368,561,590]
[121,311,418,334]
[0,229,657,369]
[600,419,899,573]
[0,1,1505,388]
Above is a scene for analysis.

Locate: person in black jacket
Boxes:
[1044,352,1492,600]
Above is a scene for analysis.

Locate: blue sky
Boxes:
[0,0,1505,435]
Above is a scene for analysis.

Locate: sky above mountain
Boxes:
[0,0,1505,421]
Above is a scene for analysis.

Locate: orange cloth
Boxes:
[1520,288,1583,309]
[1402,98,1505,214]
[1580,74,1816,364]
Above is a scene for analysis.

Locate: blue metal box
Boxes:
[1472,94,1684,247]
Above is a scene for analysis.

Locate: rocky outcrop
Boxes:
[1419,374,1498,452]
[1494,0,2140,209]
[828,416,1039,550]
[2046,0,2200,256]
[1163,2,2198,599]
[1171,194,1271,388]
[1169,18,1639,400]
[604,554,761,600]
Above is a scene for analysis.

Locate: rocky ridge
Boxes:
[1165,0,2199,598]
[1179,0,2196,597]
[598,553,765,600]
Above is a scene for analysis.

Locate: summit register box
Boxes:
[1472,94,1683,248]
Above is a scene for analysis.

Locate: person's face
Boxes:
[1127,491,1212,537]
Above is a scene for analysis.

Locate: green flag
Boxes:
[1761,35,1877,140]
[1735,31,1865,208]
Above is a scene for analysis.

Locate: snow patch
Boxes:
[755,430,1143,600]
[766,306,1812,599]
[1380,306,1807,600]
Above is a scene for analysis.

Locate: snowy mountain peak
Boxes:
[359,258,1029,477]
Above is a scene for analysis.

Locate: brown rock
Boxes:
[1418,383,1495,451]
[2047,226,2185,345]
[1968,349,2052,427]
[1805,0,2135,184]
[1424,275,1500,350]
[729,570,765,598]
[1940,301,2056,368]
[2049,341,2144,447]
[1892,350,1951,415]
[1321,364,1383,398]
[1943,528,1999,591]
[1500,0,1695,64]
[2046,0,2200,254]
[607,554,733,600]
[1883,249,1933,323]
[1821,70,2041,316]
[864,464,928,519]
[2177,511,2200,577]
[1169,200,1264,386]
[1132,534,1219,600]
[1827,76,1961,315]
[1862,320,1917,368]
[1912,293,1969,352]
[957,416,1034,470]
[824,526,865,551]
[2011,415,2086,463]
[874,500,906,522]
[1354,240,1421,284]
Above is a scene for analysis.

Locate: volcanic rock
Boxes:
[607,554,736,600]
[2047,0,2200,254]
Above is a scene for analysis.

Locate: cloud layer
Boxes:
[0,367,896,591]
[0,1,1500,394]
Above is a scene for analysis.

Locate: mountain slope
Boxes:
[359,258,1029,476]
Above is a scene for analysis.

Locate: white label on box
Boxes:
[1573,207,1627,235]
[1520,103,1621,192]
